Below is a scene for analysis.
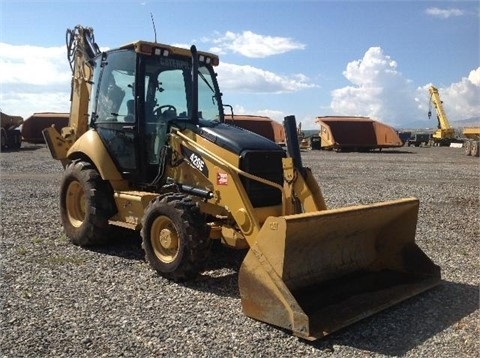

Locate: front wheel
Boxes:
[60,160,115,246]
[141,194,210,281]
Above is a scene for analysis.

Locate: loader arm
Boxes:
[172,129,284,245]
[174,121,441,340]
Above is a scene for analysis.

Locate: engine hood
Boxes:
[199,122,284,155]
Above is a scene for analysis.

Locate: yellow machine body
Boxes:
[239,198,440,339]
[428,85,456,142]
[43,25,441,340]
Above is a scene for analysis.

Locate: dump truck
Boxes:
[407,133,431,147]
[0,111,23,151]
[22,112,69,144]
[315,116,403,151]
[462,127,480,157]
[43,25,441,340]
[224,114,285,145]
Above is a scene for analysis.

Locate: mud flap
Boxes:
[238,197,441,340]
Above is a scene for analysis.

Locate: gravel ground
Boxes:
[1,143,478,357]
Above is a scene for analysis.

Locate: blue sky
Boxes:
[1,0,479,129]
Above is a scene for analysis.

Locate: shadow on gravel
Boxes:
[308,281,479,356]
[86,233,245,298]
[366,149,416,154]
[0,145,44,153]
[87,227,144,261]
[183,243,246,299]
[20,145,44,151]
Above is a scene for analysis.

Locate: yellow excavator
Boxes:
[43,25,441,340]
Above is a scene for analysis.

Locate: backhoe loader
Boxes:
[43,25,441,340]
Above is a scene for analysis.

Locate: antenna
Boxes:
[150,13,157,43]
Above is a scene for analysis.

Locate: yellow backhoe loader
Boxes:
[43,26,441,340]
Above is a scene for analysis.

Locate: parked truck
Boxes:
[462,127,480,157]
[0,111,23,151]
[407,133,431,147]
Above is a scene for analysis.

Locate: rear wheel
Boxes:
[464,140,472,156]
[7,130,21,150]
[141,193,210,281]
[60,160,114,246]
[0,130,6,150]
[471,141,479,157]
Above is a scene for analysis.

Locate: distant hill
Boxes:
[302,129,319,138]
[452,116,480,127]
[399,116,480,131]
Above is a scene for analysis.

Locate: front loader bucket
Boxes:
[238,197,440,340]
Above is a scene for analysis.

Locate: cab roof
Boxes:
[119,41,219,66]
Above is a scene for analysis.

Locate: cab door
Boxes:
[92,50,138,177]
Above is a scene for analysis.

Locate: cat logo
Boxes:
[181,146,209,177]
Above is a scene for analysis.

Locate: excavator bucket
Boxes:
[239,197,441,340]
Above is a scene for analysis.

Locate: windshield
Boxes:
[143,56,222,124]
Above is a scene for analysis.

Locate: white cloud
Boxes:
[217,62,315,94]
[425,7,464,19]
[331,47,479,127]
[330,47,419,126]
[0,43,71,117]
[467,67,480,86]
[421,67,480,121]
[0,43,70,85]
[209,31,305,58]
[1,91,70,118]
[0,42,313,118]
[225,105,286,124]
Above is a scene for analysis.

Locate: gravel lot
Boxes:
[1,143,478,357]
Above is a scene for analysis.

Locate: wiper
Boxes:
[198,70,215,94]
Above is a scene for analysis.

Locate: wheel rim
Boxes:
[66,180,86,228]
[151,216,179,263]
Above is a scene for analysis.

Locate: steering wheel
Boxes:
[153,105,177,119]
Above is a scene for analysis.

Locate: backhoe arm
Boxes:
[43,25,100,161]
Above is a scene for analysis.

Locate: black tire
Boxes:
[464,140,472,156]
[141,193,210,281]
[60,160,115,246]
[0,130,6,151]
[6,130,21,150]
[471,141,479,157]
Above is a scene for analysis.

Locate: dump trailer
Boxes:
[0,111,23,151]
[224,114,285,145]
[316,116,403,151]
[22,112,69,144]
[43,25,441,340]
[462,127,480,157]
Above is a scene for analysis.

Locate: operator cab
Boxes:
[88,43,223,185]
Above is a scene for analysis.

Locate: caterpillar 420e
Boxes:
[43,26,440,340]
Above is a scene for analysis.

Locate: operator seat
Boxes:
[124,100,134,122]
